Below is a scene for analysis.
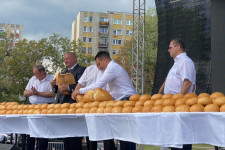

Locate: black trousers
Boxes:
[103,139,116,150]
[27,135,48,150]
[63,137,82,150]
[171,144,192,150]
[120,141,136,150]
[86,137,97,150]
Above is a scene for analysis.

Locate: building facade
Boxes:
[71,11,133,57]
[0,23,23,47]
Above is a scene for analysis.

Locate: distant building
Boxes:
[71,11,133,57]
[0,23,23,47]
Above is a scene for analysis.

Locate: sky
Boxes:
[0,0,155,41]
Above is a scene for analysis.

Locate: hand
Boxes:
[58,84,68,93]
[71,90,81,100]
[31,86,38,95]
[50,80,56,88]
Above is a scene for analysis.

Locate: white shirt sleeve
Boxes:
[79,62,117,94]
[78,67,88,87]
[179,59,195,83]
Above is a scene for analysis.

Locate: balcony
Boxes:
[99,22,109,27]
[98,42,108,48]
[98,32,109,37]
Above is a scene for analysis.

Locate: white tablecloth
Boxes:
[0,113,225,147]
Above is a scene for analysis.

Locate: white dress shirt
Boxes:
[78,65,108,91]
[79,60,136,100]
[25,74,55,104]
[164,52,196,95]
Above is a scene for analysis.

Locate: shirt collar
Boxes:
[69,63,77,70]
[174,52,186,62]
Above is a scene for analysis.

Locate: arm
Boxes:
[36,91,56,98]
[24,90,34,97]
[158,80,166,94]
[180,79,192,95]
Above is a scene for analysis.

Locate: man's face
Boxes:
[33,68,43,80]
[96,58,107,70]
[64,53,77,68]
[168,41,179,58]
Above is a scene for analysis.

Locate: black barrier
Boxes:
[0,144,20,150]
[153,0,211,94]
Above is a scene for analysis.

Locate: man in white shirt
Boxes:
[159,38,196,95]
[24,64,56,150]
[159,38,196,150]
[72,51,136,100]
[72,51,136,150]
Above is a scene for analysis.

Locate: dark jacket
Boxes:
[54,64,85,104]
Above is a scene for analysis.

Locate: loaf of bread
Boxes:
[83,88,113,102]
[55,73,75,95]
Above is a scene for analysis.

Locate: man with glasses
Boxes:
[158,38,196,150]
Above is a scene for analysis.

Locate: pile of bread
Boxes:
[0,91,225,115]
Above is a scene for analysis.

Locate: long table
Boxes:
[0,113,224,148]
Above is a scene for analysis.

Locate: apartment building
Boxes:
[0,23,23,47]
[71,11,133,57]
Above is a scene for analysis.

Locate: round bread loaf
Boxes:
[61,108,69,114]
[89,107,98,113]
[163,99,176,106]
[139,94,151,101]
[220,104,225,112]
[213,97,225,106]
[162,94,173,99]
[204,104,220,112]
[122,106,133,113]
[12,110,18,114]
[132,106,143,113]
[124,101,136,107]
[41,109,48,114]
[186,97,198,106]
[112,106,123,113]
[198,93,210,98]
[106,101,115,107]
[129,94,140,101]
[142,105,153,113]
[97,107,105,113]
[76,94,84,103]
[198,97,213,105]
[90,101,101,108]
[6,110,13,115]
[175,105,190,112]
[70,103,77,108]
[76,108,83,114]
[114,101,126,107]
[144,100,155,106]
[135,100,145,106]
[175,98,187,107]
[210,92,224,99]
[151,105,163,112]
[172,94,184,100]
[184,93,197,98]
[28,104,35,109]
[54,109,61,114]
[41,104,49,109]
[151,94,162,100]
[68,108,76,114]
[104,106,113,113]
[27,109,34,114]
[83,103,91,108]
[162,105,175,112]
[190,104,204,112]
[61,103,70,109]
[34,104,41,110]
[47,109,54,114]
[33,109,41,114]
[154,99,163,106]
[99,101,108,108]
[83,88,113,102]
[76,102,84,108]
[82,108,90,113]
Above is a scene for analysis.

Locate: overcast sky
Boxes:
[0,0,155,41]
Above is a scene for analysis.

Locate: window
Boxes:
[84,16,87,22]
[99,27,108,33]
[126,20,133,25]
[113,19,122,24]
[89,27,93,32]
[83,26,87,32]
[88,47,92,54]
[100,18,108,22]
[83,37,86,42]
[113,50,119,55]
[82,47,86,53]
[126,30,132,35]
[113,39,122,45]
[89,38,92,42]
[113,30,122,35]
[89,17,93,22]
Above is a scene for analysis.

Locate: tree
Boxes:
[0,33,94,103]
[114,7,158,94]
